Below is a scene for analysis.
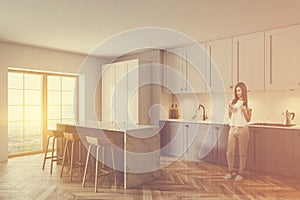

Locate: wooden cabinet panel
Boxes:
[293,130,300,178]
[264,128,293,176]
[249,127,293,176]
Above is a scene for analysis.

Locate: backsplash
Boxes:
[160,89,300,125]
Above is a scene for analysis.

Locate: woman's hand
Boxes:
[228,104,234,118]
[240,105,252,122]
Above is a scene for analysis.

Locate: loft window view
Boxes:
[8,71,77,155]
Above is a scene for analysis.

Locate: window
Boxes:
[47,76,76,129]
[8,70,77,155]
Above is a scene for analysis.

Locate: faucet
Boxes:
[198,104,207,121]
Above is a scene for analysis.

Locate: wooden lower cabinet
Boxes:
[249,127,293,177]
[159,121,183,157]
[293,130,300,178]
[201,124,230,166]
[160,120,298,178]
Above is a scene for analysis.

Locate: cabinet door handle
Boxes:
[270,35,273,84]
[185,50,188,91]
[253,131,256,166]
[209,46,212,87]
[237,41,240,83]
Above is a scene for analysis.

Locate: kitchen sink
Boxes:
[250,122,296,127]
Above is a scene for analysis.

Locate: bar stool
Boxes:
[42,130,64,174]
[60,132,85,181]
[82,136,117,192]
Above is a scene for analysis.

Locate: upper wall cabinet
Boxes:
[185,43,207,93]
[163,44,206,94]
[265,24,300,90]
[206,38,234,92]
[233,31,265,91]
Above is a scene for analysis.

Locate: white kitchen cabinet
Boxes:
[102,63,116,123]
[102,59,139,124]
[185,43,207,93]
[163,44,206,94]
[115,62,127,124]
[206,38,234,92]
[265,24,300,90]
[163,48,185,93]
[200,124,230,165]
[159,121,184,157]
[233,31,265,91]
[159,121,203,159]
[188,123,209,161]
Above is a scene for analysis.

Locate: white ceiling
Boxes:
[0,0,300,57]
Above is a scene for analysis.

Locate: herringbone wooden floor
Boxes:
[0,154,300,199]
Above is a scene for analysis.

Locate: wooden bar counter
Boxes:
[57,121,161,189]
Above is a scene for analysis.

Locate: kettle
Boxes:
[282,110,295,125]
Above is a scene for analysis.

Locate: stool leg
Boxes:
[42,135,51,170]
[60,140,69,178]
[110,146,117,187]
[50,137,56,174]
[79,141,82,163]
[82,144,92,187]
[95,145,100,192]
[70,141,75,182]
[102,146,105,169]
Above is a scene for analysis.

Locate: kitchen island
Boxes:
[57,121,161,189]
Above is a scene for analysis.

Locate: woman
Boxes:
[224,82,252,181]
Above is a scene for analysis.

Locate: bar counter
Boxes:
[57,121,161,189]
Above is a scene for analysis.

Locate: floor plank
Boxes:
[0,154,300,199]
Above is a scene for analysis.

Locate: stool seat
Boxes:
[63,132,81,141]
[85,136,115,146]
[82,135,117,192]
[49,130,64,138]
[42,130,64,174]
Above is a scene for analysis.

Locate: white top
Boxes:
[229,100,252,127]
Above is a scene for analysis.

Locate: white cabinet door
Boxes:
[185,43,207,93]
[233,31,265,91]
[163,48,184,93]
[115,62,127,124]
[195,123,211,161]
[102,59,139,124]
[163,45,207,94]
[206,38,234,92]
[127,59,139,124]
[265,24,300,90]
[102,63,116,123]
[168,122,185,158]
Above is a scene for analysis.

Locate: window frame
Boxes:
[8,69,78,157]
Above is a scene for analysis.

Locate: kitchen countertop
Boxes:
[160,119,300,130]
[57,121,159,132]
[160,118,230,126]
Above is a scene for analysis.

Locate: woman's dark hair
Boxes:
[231,82,248,108]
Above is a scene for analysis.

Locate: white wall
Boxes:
[164,90,300,125]
[0,42,108,162]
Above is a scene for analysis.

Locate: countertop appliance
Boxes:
[282,110,295,125]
